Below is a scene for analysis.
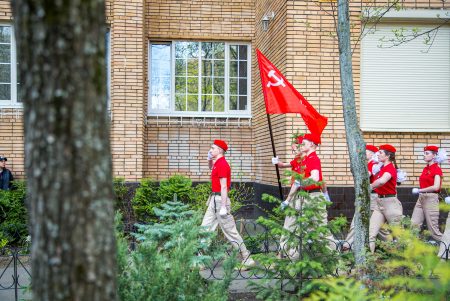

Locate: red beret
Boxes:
[424,145,439,152]
[303,133,321,145]
[213,139,228,152]
[379,144,396,153]
[366,144,379,153]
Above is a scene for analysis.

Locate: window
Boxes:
[360,23,450,131]
[149,41,251,117]
[0,24,20,107]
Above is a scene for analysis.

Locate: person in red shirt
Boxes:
[272,135,304,185]
[279,133,335,258]
[344,145,389,249]
[368,144,404,252]
[410,145,444,241]
[201,139,255,268]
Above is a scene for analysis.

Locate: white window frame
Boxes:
[0,23,20,108]
[148,41,252,118]
[360,9,450,132]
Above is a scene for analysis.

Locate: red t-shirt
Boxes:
[419,163,443,192]
[211,156,231,192]
[374,163,397,195]
[368,160,376,184]
[299,151,322,191]
[290,155,302,185]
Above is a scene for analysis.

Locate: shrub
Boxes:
[131,175,250,222]
[113,177,128,211]
[158,175,193,203]
[117,201,236,301]
[131,178,160,222]
[190,182,212,211]
[306,227,450,300]
[0,180,28,246]
[248,191,346,300]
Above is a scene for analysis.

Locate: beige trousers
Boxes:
[438,213,450,259]
[411,193,442,241]
[369,196,403,252]
[345,193,390,247]
[280,192,335,259]
[201,194,249,256]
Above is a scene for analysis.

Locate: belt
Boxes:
[211,192,221,196]
[378,194,396,199]
[301,188,322,193]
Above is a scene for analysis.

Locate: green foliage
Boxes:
[0,180,28,246]
[131,178,160,222]
[158,174,193,203]
[189,182,212,211]
[306,278,381,301]
[131,175,248,222]
[113,177,128,210]
[307,227,450,300]
[248,190,345,300]
[380,227,450,300]
[117,201,236,301]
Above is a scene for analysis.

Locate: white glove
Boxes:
[371,153,379,163]
[294,180,302,188]
[271,156,279,165]
[412,188,419,195]
[323,191,331,202]
[207,150,213,161]
[397,169,407,183]
[280,200,289,210]
[372,162,382,175]
[219,206,228,217]
[445,196,450,204]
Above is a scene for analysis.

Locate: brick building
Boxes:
[0,0,449,217]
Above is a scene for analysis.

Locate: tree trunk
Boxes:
[11,1,117,300]
[336,0,370,268]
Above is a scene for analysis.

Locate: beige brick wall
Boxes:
[1,0,449,188]
[147,0,255,41]
[109,0,147,181]
[0,1,11,21]
[0,111,24,179]
[144,118,253,182]
[252,0,289,185]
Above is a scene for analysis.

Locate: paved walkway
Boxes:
[0,265,31,301]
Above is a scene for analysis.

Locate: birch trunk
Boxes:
[336,0,371,267]
[11,0,117,299]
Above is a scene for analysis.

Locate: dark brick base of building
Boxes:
[251,183,449,225]
[120,181,448,226]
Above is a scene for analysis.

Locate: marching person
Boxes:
[201,140,255,267]
[272,134,331,202]
[368,144,404,252]
[344,145,389,249]
[272,135,304,184]
[277,133,334,258]
[410,145,446,242]
[0,156,14,191]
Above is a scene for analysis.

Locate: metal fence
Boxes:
[0,246,31,301]
[199,219,450,280]
[0,220,448,300]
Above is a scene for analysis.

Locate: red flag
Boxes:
[256,49,328,137]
